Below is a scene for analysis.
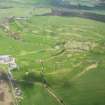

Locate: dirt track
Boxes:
[0,72,13,105]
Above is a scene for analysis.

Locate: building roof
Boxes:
[0,55,15,64]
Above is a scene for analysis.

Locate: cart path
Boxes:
[72,63,98,80]
[45,86,67,105]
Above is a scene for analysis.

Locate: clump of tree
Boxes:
[22,72,42,83]
[0,71,8,80]
[50,0,64,6]
[95,0,105,7]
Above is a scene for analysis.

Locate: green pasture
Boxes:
[0,15,105,105]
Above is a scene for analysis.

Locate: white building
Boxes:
[0,55,17,70]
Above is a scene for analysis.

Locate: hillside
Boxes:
[0,15,105,105]
[0,0,105,105]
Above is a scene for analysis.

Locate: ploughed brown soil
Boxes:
[0,72,14,105]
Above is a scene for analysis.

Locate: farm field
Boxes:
[0,16,105,105]
[0,0,105,105]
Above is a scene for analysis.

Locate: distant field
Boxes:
[0,15,105,105]
[32,8,52,15]
[0,7,33,20]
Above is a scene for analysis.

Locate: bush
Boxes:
[22,72,42,83]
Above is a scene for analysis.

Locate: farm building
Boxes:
[0,55,17,70]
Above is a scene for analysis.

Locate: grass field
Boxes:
[0,14,105,105]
